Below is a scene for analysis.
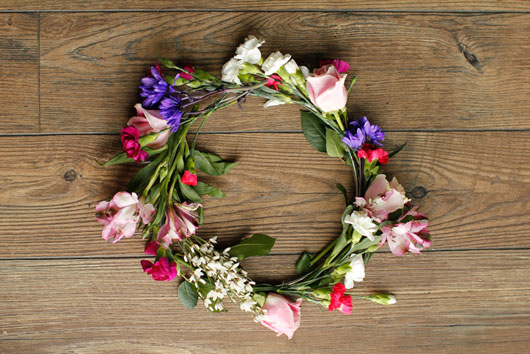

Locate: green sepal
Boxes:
[252,292,267,307]
[155,246,166,262]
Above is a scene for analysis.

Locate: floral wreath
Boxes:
[96,35,431,339]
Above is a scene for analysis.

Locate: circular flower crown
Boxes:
[96,35,431,339]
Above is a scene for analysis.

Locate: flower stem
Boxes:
[333,112,345,131]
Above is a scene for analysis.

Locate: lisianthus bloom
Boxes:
[222,58,244,84]
[96,191,155,243]
[344,210,378,241]
[261,51,292,76]
[319,59,350,74]
[260,294,302,339]
[357,143,389,164]
[328,283,353,314]
[234,35,265,64]
[380,207,431,256]
[306,64,347,112]
[181,170,198,186]
[139,65,168,108]
[355,174,410,222]
[180,64,195,80]
[265,74,282,90]
[121,126,148,162]
[127,104,170,149]
[157,202,201,247]
[141,257,177,281]
[159,95,183,132]
[343,254,365,289]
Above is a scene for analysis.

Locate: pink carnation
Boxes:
[328,283,353,315]
[141,257,177,281]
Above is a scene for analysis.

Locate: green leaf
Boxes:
[229,233,276,261]
[127,152,167,194]
[336,183,349,206]
[194,181,226,198]
[347,76,357,94]
[388,142,407,159]
[301,110,326,153]
[192,150,238,176]
[160,58,179,69]
[351,236,381,253]
[102,152,133,166]
[295,252,312,275]
[178,180,203,203]
[178,281,198,310]
[325,128,345,158]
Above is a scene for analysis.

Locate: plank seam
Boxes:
[0,10,529,14]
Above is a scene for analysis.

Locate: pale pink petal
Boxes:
[146,129,170,149]
[365,174,389,201]
[135,103,169,131]
[127,116,154,135]
[110,191,139,209]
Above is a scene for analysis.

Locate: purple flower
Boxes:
[349,117,385,146]
[139,66,169,108]
[160,95,183,132]
[342,128,365,150]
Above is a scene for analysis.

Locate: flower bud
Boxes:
[312,288,332,300]
[365,294,397,305]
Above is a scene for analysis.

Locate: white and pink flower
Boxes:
[157,202,201,247]
[96,191,155,243]
[380,207,431,256]
[128,103,170,149]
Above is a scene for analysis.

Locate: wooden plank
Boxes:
[1,0,530,12]
[39,12,530,133]
[1,251,529,353]
[1,131,529,258]
[0,14,38,134]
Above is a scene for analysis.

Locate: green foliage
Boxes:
[229,234,276,261]
[388,142,407,159]
[336,183,349,206]
[301,110,326,153]
[178,180,203,203]
[178,281,198,310]
[194,181,226,198]
[127,152,167,194]
[295,252,312,275]
[192,150,238,176]
[325,128,345,158]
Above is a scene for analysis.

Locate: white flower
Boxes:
[263,99,286,108]
[344,254,365,289]
[222,58,243,84]
[284,59,299,74]
[344,210,378,241]
[300,66,309,78]
[261,51,291,75]
[240,299,257,312]
[234,35,265,64]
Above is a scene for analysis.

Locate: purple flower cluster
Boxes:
[139,66,183,132]
[342,117,384,150]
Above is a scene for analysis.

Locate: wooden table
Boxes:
[1,1,529,353]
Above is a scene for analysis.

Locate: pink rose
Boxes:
[355,174,409,221]
[260,294,302,340]
[96,191,155,243]
[121,126,148,162]
[306,64,347,112]
[141,257,177,281]
[128,103,170,149]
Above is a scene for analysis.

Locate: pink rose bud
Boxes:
[306,64,348,112]
[260,293,302,339]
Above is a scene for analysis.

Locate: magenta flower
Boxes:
[96,191,155,243]
[157,202,201,247]
[121,126,148,162]
[180,64,195,80]
[319,59,350,74]
[141,257,177,281]
[328,283,353,315]
[380,207,431,256]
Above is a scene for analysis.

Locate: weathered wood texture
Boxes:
[1,131,529,258]
[0,14,38,134]
[1,0,530,12]
[38,12,530,133]
[1,252,529,353]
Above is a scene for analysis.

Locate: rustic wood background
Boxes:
[1,1,530,353]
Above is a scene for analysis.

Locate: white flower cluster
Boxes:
[185,237,261,315]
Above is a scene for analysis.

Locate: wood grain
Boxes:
[0,14,38,134]
[38,12,530,133]
[1,251,529,353]
[1,0,530,12]
[1,131,529,258]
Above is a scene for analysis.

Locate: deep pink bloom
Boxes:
[144,240,159,256]
[121,126,148,162]
[260,294,302,339]
[380,207,431,256]
[328,283,353,315]
[96,191,155,243]
[181,170,198,186]
[357,143,389,164]
[180,64,195,80]
[265,74,283,91]
[319,59,350,74]
[306,64,347,112]
[127,104,170,149]
[141,257,177,281]
[157,203,201,247]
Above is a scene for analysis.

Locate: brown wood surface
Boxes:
[1,3,530,353]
